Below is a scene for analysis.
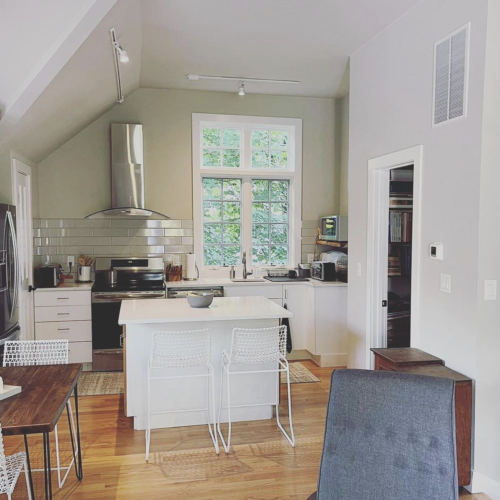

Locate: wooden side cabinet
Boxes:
[371,348,472,487]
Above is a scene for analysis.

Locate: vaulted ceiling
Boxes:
[1,0,421,162]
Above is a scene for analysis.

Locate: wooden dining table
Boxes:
[0,364,83,500]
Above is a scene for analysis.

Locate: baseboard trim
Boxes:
[288,350,347,368]
[469,470,500,500]
[309,353,347,368]
[287,350,312,361]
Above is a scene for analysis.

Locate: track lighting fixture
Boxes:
[109,28,129,103]
[187,74,300,96]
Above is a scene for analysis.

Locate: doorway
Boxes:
[387,165,413,347]
[12,159,34,341]
[366,146,423,367]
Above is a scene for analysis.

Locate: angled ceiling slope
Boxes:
[2,0,422,162]
[0,0,118,153]
[140,0,422,98]
[8,0,142,162]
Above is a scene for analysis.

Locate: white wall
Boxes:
[347,0,488,376]
[38,88,339,221]
[473,0,500,494]
[339,95,349,215]
[347,0,500,496]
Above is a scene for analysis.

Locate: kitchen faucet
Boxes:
[242,251,253,279]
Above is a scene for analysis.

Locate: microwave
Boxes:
[311,262,336,282]
[320,215,348,241]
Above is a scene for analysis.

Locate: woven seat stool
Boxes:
[216,325,295,453]
[145,329,219,461]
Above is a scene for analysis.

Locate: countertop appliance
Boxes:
[311,261,336,282]
[319,215,348,242]
[92,257,166,371]
[320,250,348,283]
[167,286,224,299]
[0,204,20,346]
[86,124,169,219]
[36,264,63,288]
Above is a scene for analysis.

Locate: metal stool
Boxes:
[216,325,295,453]
[145,329,219,461]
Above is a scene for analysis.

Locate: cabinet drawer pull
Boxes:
[57,328,70,331]
[57,297,69,300]
[57,313,70,316]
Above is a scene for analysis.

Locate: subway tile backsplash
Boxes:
[33,219,195,277]
[34,219,317,274]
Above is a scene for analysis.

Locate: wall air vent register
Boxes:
[433,23,470,126]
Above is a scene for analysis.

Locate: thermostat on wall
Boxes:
[430,242,443,260]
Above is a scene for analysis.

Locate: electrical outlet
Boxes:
[357,263,362,277]
[440,274,451,294]
[484,280,497,301]
[67,256,75,268]
[307,254,314,264]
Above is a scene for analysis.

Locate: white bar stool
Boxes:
[3,340,78,489]
[145,329,219,461]
[216,325,295,453]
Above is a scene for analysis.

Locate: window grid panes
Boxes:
[251,129,289,169]
[251,180,289,265]
[203,178,242,265]
[202,127,241,168]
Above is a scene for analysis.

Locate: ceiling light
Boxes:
[110,28,129,63]
[119,50,129,63]
[186,74,300,85]
[238,81,245,97]
[109,28,129,103]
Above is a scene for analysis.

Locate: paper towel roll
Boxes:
[186,254,198,280]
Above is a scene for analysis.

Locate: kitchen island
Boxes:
[119,296,292,430]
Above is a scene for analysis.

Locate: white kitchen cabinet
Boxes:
[35,290,91,307]
[222,282,347,366]
[224,285,282,299]
[307,287,347,366]
[283,285,312,351]
[34,288,92,363]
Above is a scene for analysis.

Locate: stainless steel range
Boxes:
[92,257,165,371]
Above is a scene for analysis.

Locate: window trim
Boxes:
[193,113,302,274]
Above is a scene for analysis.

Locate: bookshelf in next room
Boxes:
[387,166,413,348]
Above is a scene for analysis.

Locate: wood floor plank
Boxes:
[3,361,490,499]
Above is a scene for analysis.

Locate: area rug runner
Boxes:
[281,362,320,384]
[79,362,319,396]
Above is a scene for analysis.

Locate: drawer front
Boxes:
[35,321,91,342]
[35,290,91,307]
[35,306,91,323]
[224,285,283,299]
[68,342,92,363]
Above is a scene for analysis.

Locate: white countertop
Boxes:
[35,281,93,292]
[165,278,347,288]
[119,296,293,325]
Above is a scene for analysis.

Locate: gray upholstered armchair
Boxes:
[307,369,459,500]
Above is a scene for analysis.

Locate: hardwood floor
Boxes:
[4,361,490,499]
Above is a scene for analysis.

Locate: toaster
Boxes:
[36,265,63,288]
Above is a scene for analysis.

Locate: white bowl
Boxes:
[186,292,214,308]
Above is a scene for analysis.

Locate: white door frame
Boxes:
[11,158,34,341]
[365,145,423,368]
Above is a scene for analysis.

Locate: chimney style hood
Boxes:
[86,124,169,219]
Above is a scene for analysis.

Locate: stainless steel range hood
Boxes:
[86,124,169,219]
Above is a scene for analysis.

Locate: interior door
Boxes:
[12,160,34,341]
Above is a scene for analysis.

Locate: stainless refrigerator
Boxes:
[0,204,20,344]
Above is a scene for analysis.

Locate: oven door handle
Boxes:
[92,292,165,302]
